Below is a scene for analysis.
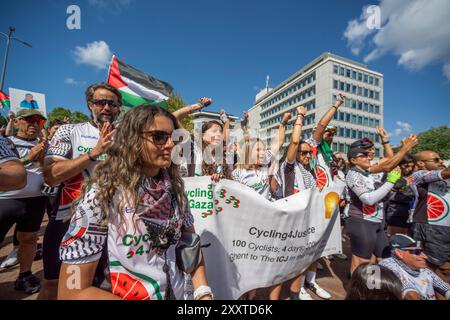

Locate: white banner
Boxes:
[184,177,343,300]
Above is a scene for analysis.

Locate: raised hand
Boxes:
[281,112,292,125]
[401,134,419,150]
[376,127,389,142]
[297,105,307,117]
[335,93,346,108]
[91,122,114,158]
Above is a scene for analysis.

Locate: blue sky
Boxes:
[1,0,449,144]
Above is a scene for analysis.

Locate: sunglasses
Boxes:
[142,130,178,146]
[90,99,120,108]
[21,116,45,125]
[403,248,423,255]
[298,150,312,156]
[423,157,442,163]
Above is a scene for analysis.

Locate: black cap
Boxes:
[347,147,368,160]
[390,234,417,250]
[350,137,374,149]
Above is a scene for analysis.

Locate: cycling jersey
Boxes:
[411,170,450,227]
[379,256,450,300]
[0,136,19,163]
[232,150,276,200]
[346,167,394,223]
[0,136,44,199]
[45,122,103,221]
[60,172,194,300]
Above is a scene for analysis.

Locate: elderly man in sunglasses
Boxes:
[0,109,48,294]
[408,151,450,285]
[379,234,450,300]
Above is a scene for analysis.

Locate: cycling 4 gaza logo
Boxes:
[201,188,240,219]
[427,182,450,223]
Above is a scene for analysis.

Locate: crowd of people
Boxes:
[0,82,449,300]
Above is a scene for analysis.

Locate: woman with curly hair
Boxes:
[57,104,212,300]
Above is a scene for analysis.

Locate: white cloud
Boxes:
[65,77,86,85]
[343,0,450,80]
[391,121,413,137]
[73,41,112,70]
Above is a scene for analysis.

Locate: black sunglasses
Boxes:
[142,130,178,146]
[403,248,423,255]
[298,150,312,156]
[90,99,120,108]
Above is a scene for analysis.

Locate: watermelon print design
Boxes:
[316,165,329,188]
[427,192,449,223]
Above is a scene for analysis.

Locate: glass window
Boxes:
[340,128,345,137]
[352,114,357,123]
[352,130,357,139]
[333,79,338,89]
[369,90,374,99]
[352,100,357,109]
[333,112,338,120]
[346,128,351,138]
[346,68,351,77]
[370,119,374,127]
[346,113,351,122]
[375,148,380,158]
[345,98,350,108]
[358,72,362,81]
[358,86,362,95]
[370,104,374,113]
[364,103,368,112]
[358,102,363,110]
[340,66,345,76]
[364,88,368,97]
[363,117,369,126]
[358,131,363,139]
[375,91,380,100]
[375,119,380,127]
[352,70,357,79]
[358,116,363,125]
[340,82,345,91]
[375,78,379,86]
[364,74,368,83]
[375,105,380,114]
[369,76,374,85]
[352,85,357,94]
[340,112,345,121]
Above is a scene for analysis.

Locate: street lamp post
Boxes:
[0,26,32,92]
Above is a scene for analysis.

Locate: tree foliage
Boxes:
[46,107,90,126]
[167,94,193,132]
[411,126,450,159]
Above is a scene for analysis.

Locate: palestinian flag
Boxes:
[107,55,173,109]
[0,90,10,109]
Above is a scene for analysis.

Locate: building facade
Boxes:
[248,52,384,157]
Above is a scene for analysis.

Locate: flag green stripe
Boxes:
[0,100,10,108]
[120,90,168,109]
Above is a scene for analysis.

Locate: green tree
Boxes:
[47,107,71,124]
[46,107,90,126]
[412,126,450,159]
[71,111,90,124]
[167,94,194,132]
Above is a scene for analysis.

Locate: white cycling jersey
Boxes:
[45,122,103,221]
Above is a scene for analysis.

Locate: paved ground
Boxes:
[0,218,351,300]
